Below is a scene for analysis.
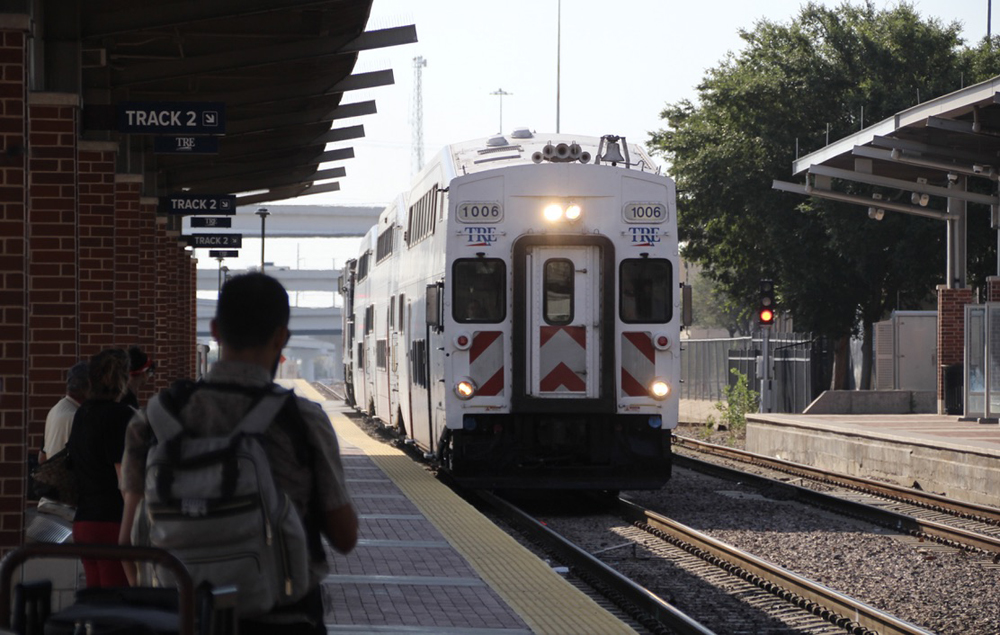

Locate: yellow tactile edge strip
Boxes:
[323,403,637,635]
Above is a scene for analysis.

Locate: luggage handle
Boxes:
[0,543,196,635]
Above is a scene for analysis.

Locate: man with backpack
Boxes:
[118,272,358,634]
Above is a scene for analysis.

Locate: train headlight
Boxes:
[649,379,671,400]
[543,203,563,222]
[455,378,477,399]
[565,203,582,221]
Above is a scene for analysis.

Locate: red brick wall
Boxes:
[114,175,143,346]
[987,277,1000,303]
[137,197,158,402]
[937,285,973,413]
[77,141,118,357]
[27,94,78,458]
[187,254,197,379]
[0,23,29,547]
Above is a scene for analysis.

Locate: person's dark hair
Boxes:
[88,349,130,401]
[128,346,154,375]
[215,273,290,350]
[66,362,90,395]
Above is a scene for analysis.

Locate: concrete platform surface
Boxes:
[746,413,1000,507]
[321,399,637,635]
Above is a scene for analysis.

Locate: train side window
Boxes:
[398,294,405,333]
[620,258,672,323]
[543,259,574,325]
[452,258,506,323]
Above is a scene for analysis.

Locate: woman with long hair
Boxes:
[67,348,134,587]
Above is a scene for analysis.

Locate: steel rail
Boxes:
[673,435,1000,526]
[619,499,935,635]
[476,490,716,635]
[671,447,1000,558]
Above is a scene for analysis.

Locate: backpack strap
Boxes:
[231,385,293,438]
[146,393,186,444]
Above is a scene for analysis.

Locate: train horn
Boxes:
[542,143,556,159]
[579,151,591,164]
[531,151,544,163]
[555,143,571,160]
[569,143,582,160]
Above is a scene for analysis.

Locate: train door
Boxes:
[387,296,399,428]
[525,245,602,398]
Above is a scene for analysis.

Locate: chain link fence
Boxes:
[680,334,833,413]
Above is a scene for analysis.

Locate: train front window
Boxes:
[620,259,671,323]
[453,259,506,323]
[543,259,574,325]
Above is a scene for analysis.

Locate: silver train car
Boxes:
[340,130,680,490]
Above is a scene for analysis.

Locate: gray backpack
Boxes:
[141,384,310,618]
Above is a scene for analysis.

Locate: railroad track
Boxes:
[477,490,713,635]
[616,499,933,635]
[479,491,933,635]
[672,435,1000,559]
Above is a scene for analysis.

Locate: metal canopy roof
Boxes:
[774,76,1000,222]
[78,0,416,204]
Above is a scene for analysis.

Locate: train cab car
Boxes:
[342,130,679,491]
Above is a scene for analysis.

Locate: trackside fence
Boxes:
[680,334,833,414]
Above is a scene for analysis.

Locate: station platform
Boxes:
[285,382,636,635]
[745,413,1000,508]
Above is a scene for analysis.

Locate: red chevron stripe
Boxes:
[540,362,586,392]
[539,325,559,347]
[539,325,586,349]
[623,331,654,363]
[621,367,647,397]
[470,330,502,363]
[478,367,504,396]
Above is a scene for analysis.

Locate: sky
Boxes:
[198,0,996,303]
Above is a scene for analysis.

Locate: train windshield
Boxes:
[620,258,672,323]
[452,258,506,323]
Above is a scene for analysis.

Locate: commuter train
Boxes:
[339,130,681,490]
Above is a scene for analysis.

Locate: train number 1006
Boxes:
[623,202,667,223]
[456,202,503,223]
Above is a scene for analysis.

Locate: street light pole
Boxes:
[489,88,511,134]
[256,207,270,272]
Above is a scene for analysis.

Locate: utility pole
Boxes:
[216,257,225,295]
[411,56,427,174]
[490,88,511,134]
[256,207,269,272]
[556,0,561,133]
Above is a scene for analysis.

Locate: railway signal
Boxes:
[758,279,775,326]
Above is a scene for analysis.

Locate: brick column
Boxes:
[114,175,143,346]
[26,93,78,457]
[188,253,197,379]
[937,285,973,414]
[0,18,30,550]
[987,276,1000,303]
[77,141,118,357]
[137,198,158,402]
[153,216,171,393]
[160,228,183,384]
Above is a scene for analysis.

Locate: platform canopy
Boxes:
[52,0,416,204]
[773,75,1000,288]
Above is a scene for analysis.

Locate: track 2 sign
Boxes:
[118,102,226,135]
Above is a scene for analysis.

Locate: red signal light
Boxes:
[759,307,774,325]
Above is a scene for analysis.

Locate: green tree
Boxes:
[687,265,752,335]
[651,2,992,389]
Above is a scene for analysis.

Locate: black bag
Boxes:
[30,449,78,507]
